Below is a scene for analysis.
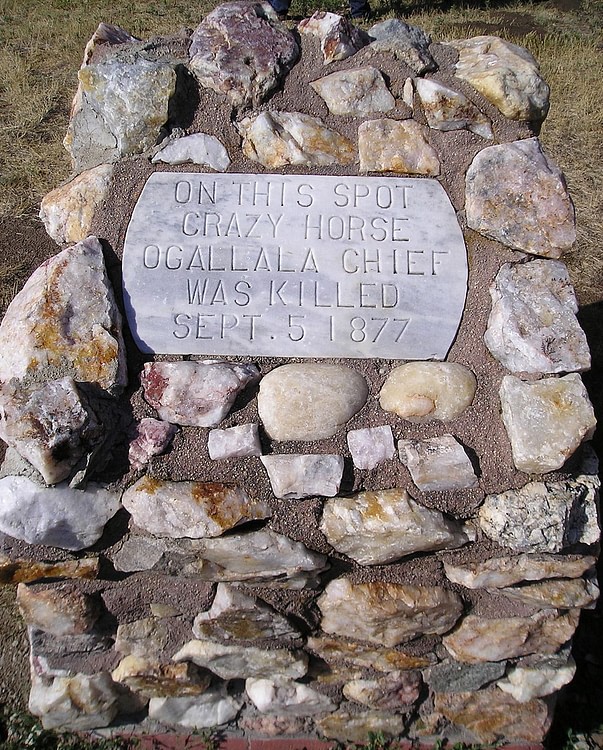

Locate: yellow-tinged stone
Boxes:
[112,655,211,697]
[307,635,435,671]
[0,554,99,585]
[358,119,439,175]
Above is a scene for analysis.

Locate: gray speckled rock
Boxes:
[310,67,395,116]
[424,660,507,693]
[368,19,436,74]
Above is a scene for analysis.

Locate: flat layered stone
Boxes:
[310,67,395,116]
[112,655,212,697]
[128,418,178,471]
[141,360,260,427]
[442,610,580,663]
[238,111,355,168]
[148,687,243,728]
[122,476,271,539]
[307,636,435,672]
[193,583,301,642]
[0,555,100,585]
[316,709,405,742]
[398,435,478,491]
[298,11,368,64]
[173,640,308,680]
[413,78,493,138]
[347,426,395,470]
[261,454,344,499]
[368,19,436,74]
[320,488,471,565]
[258,363,368,441]
[500,374,596,473]
[479,474,600,552]
[246,677,337,715]
[465,138,576,257]
[17,584,99,636]
[498,576,599,609]
[39,164,114,245]
[343,671,422,711]
[379,362,477,422]
[424,660,506,693]
[484,259,590,374]
[208,423,261,460]
[189,1,298,108]
[318,578,463,647]
[0,236,126,393]
[450,35,550,121]
[151,133,230,171]
[497,651,576,702]
[0,476,121,550]
[359,119,439,175]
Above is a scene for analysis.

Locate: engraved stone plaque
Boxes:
[122,173,468,358]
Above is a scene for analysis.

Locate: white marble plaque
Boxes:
[122,173,468,358]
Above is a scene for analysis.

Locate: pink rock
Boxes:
[128,418,178,471]
[299,11,368,65]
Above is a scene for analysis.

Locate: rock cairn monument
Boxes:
[0,2,599,745]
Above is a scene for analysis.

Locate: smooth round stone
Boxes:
[379,362,476,422]
[258,364,368,441]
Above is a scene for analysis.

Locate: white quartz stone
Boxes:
[497,653,576,702]
[148,688,243,728]
[347,426,394,469]
[208,423,261,459]
[398,435,478,491]
[359,119,440,175]
[152,133,230,171]
[310,67,395,116]
[261,454,344,499]
[498,576,599,609]
[17,584,99,636]
[123,173,467,359]
[413,78,493,138]
[246,677,337,715]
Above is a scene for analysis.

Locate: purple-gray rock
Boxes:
[368,19,436,74]
[299,11,368,65]
[128,418,178,471]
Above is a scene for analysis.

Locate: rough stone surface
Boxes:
[343,671,422,711]
[358,119,440,175]
[465,138,576,257]
[442,609,580,663]
[306,636,435,672]
[39,165,114,245]
[498,576,599,609]
[368,19,436,74]
[0,236,126,394]
[151,133,230,171]
[238,111,356,168]
[379,362,477,422]
[0,555,100,585]
[17,584,99,636]
[189,1,299,107]
[115,617,173,658]
[346,426,395,470]
[148,687,244,728]
[398,435,478,491]
[497,651,576,702]
[121,476,271,538]
[413,78,493,138]
[128,418,178,471]
[316,709,405,742]
[484,259,591,374]
[424,660,506,693]
[499,374,596,473]
[318,578,463,647]
[208,423,261,460]
[261,454,344,499]
[320,488,471,564]
[141,360,260,427]
[246,677,337,715]
[111,655,211,697]
[258,363,368,441]
[450,35,550,121]
[0,476,121,550]
[298,11,368,65]
[310,67,395,116]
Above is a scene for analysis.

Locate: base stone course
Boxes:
[0,2,598,746]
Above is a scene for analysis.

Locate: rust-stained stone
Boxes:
[498,576,599,609]
[358,119,440,175]
[316,708,405,742]
[111,655,212,698]
[17,583,99,636]
[0,555,100,585]
[306,635,436,672]
[298,11,368,65]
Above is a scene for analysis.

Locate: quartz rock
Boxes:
[465,138,575,257]
[0,476,121,550]
[398,435,478,491]
[208,423,261,460]
[318,578,463,647]
[122,476,271,538]
[0,555,100,585]
[379,362,477,422]
[115,617,171,658]
[298,11,368,64]
[413,78,493,138]
[444,553,596,589]
[500,374,596,473]
[238,111,355,168]
[424,660,506,693]
[39,165,114,245]
[239,713,310,736]
[258,363,367,441]
[450,35,550,121]
[193,583,301,642]
[497,651,576,702]
[343,671,422,711]
[151,133,230,171]
[498,576,599,609]
[0,237,126,394]
[261,454,344,499]
[347,426,394,470]
[316,709,404,742]
[149,687,243,728]
[246,677,337,715]
[320,488,471,565]
[173,639,308,680]
[442,609,580,663]
[141,360,260,427]
[433,689,552,744]
[0,377,102,485]
[368,19,436,74]
[65,58,176,172]
[112,655,211,697]
[17,584,99,636]
[307,636,435,671]
[359,119,439,175]
[189,1,298,108]
[310,67,395,116]
[485,260,590,374]
[479,474,600,552]
[128,418,178,471]
[29,670,119,730]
